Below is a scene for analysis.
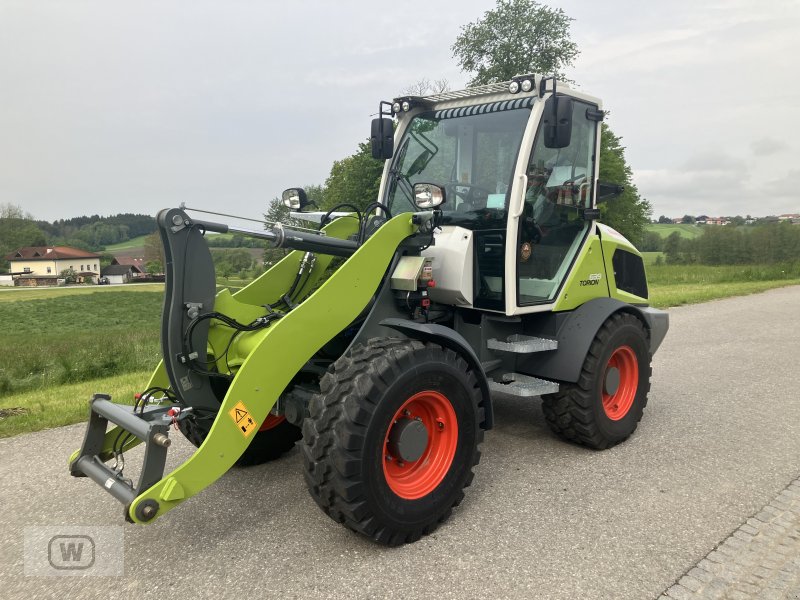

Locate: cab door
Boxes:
[515,99,599,307]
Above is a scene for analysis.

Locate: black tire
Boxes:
[301,338,484,546]
[541,312,651,449]
[179,410,301,467]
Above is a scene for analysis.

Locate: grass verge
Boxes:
[649,279,800,308]
[0,370,147,438]
[647,263,800,307]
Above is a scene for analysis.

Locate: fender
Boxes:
[380,318,494,430]
[520,298,669,384]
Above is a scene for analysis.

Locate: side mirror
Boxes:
[596,181,625,203]
[371,117,394,160]
[543,95,574,149]
[282,188,309,211]
[413,183,445,209]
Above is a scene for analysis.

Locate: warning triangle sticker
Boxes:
[228,401,258,438]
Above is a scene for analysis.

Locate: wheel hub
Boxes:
[388,418,429,463]
[382,390,459,500]
[602,345,639,421]
[604,367,620,395]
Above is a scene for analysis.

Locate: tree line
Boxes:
[648,222,800,265]
[0,203,158,259]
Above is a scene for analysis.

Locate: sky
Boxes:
[1,0,798,222]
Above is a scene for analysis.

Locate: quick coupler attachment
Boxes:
[69,393,177,522]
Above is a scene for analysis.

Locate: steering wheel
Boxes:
[445,182,492,211]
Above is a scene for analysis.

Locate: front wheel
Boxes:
[542,312,651,449]
[301,338,484,546]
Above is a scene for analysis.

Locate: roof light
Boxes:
[521,79,533,93]
[392,102,402,114]
[401,101,411,112]
[508,81,520,94]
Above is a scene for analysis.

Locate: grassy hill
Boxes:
[646,224,704,239]
[104,235,148,252]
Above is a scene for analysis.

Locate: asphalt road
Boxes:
[1,286,799,600]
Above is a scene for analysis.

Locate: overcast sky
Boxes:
[1,0,798,222]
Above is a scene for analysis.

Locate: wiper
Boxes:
[389,168,416,211]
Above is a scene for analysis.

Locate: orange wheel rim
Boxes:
[602,345,638,420]
[382,390,458,500]
[259,413,286,432]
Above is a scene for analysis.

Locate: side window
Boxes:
[525,101,595,212]
[517,100,598,305]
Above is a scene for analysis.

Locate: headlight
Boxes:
[413,183,446,209]
[508,81,520,94]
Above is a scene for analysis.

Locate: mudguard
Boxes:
[380,318,494,430]
[521,298,669,384]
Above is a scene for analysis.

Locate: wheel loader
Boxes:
[69,75,669,546]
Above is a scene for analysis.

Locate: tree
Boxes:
[323,141,384,212]
[143,232,163,266]
[451,2,651,245]
[640,230,663,252]
[663,231,682,264]
[145,260,163,275]
[658,215,672,224]
[597,124,652,245]
[59,267,77,284]
[400,78,450,96]
[451,0,579,85]
[682,215,696,224]
[0,203,47,270]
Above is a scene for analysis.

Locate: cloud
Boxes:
[750,137,789,157]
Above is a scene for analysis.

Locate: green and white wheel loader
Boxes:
[70,75,668,545]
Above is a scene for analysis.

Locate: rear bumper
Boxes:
[639,306,669,354]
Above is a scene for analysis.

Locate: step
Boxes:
[487,334,558,354]
[488,373,560,398]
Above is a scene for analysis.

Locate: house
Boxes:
[109,256,146,278]
[4,246,102,286]
[100,262,143,284]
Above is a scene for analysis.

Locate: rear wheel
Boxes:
[542,312,651,449]
[302,338,483,546]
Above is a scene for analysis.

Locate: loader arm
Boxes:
[68,214,356,468]
[71,210,416,524]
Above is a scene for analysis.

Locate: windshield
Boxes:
[385,105,531,230]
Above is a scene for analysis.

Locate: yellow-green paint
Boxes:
[552,236,609,311]
[68,218,358,471]
[127,213,416,523]
[601,237,649,305]
[232,216,358,307]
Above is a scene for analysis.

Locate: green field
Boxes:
[104,235,149,252]
[646,223,704,239]
[647,263,800,308]
[0,286,163,399]
[1,266,798,438]
[0,283,163,302]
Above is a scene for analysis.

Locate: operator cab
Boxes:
[380,77,603,315]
